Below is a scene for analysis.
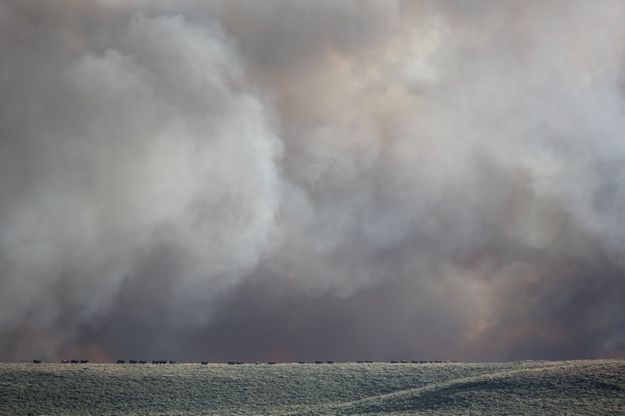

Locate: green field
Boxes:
[1,360,624,415]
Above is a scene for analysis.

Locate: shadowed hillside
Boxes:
[0,360,623,415]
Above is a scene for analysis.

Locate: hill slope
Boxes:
[0,360,623,415]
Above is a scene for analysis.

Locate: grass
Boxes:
[0,360,623,415]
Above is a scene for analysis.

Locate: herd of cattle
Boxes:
[32,359,451,365]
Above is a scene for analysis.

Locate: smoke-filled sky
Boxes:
[1,0,625,362]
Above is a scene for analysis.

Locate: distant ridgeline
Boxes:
[30,359,453,365]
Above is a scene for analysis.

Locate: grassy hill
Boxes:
[0,360,623,415]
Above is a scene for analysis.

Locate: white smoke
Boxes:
[1,0,625,360]
[0,9,283,333]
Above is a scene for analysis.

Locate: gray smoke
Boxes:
[1,0,625,362]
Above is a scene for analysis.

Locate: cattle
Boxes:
[201,361,208,365]
[390,360,399,364]
[61,360,69,364]
[326,361,335,364]
[117,360,126,364]
[314,361,323,364]
[32,359,42,364]
[80,360,89,364]
[70,360,80,364]
[129,360,138,364]
[298,361,306,364]
[267,362,276,365]
[139,360,147,364]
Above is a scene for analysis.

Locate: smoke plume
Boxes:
[1,0,625,361]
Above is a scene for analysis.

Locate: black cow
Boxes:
[117,360,126,364]
[61,360,69,364]
[139,360,147,364]
[70,360,80,364]
[129,360,138,364]
[80,360,89,364]
[201,361,208,365]
[32,359,41,364]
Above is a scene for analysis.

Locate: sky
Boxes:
[1,0,625,362]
